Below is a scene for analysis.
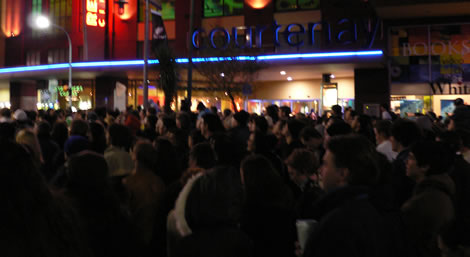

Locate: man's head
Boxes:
[374,120,393,144]
[70,119,89,137]
[232,110,249,128]
[278,106,291,120]
[201,113,224,139]
[331,105,342,118]
[390,119,422,152]
[321,135,380,192]
[449,106,470,131]
[189,142,215,170]
[286,149,319,186]
[282,119,306,142]
[300,126,322,150]
[406,140,453,182]
[133,141,158,171]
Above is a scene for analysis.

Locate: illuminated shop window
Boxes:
[49,0,72,32]
[204,0,244,18]
[276,0,319,11]
[139,0,175,21]
[32,0,42,38]
[32,0,42,14]
[47,49,69,64]
[162,0,175,20]
[26,51,41,66]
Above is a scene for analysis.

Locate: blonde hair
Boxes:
[16,129,43,165]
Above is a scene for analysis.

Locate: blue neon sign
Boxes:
[191,18,382,50]
[0,51,383,75]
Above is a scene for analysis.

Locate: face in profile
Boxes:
[319,150,344,192]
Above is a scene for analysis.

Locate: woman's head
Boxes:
[241,155,286,206]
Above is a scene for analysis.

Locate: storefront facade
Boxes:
[389,22,470,117]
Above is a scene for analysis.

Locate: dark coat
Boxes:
[449,155,470,245]
[391,149,416,208]
[38,137,60,180]
[303,186,391,257]
[401,174,455,257]
[241,204,296,257]
[170,227,253,257]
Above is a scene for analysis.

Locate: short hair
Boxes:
[241,154,286,206]
[285,149,319,176]
[280,106,291,117]
[202,113,225,133]
[327,135,380,187]
[331,105,342,116]
[36,121,52,138]
[108,124,132,151]
[233,110,250,126]
[0,108,11,118]
[197,102,206,111]
[161,117,177,131]
[176,112,191,131]
[454,98,464,106]
[223,109,232,117]
[411,140,454,176]
[70,119,89,137]
[134,141,158,171]
[300,126,322,141]
[391,119,422,148]
[326,120,352,137]
[189,142,215,170]
[286,119,306,139]
[375,120,393,138]
[250,115,268,135]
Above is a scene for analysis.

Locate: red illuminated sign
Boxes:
[86,0,106,27]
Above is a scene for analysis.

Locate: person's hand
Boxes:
[295,241,303,257]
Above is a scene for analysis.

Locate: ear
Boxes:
[337,167,350,185]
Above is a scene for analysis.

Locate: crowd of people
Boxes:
[1,98,470,257]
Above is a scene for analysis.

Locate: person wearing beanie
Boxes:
[50,135,91,188]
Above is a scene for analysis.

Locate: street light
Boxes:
[34,15,73,109]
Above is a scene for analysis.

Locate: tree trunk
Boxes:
[227,88,238,113]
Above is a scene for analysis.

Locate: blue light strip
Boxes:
[0,50,382,74]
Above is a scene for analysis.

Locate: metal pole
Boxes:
[187,0,195,104]
[143,0,149,109]
[54,25,74,109]
[82,0,88,61]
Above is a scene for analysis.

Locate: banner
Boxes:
[151,9,168,49]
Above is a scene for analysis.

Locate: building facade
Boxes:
[0,0,468,116]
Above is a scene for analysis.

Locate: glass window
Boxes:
[49,0,72,32]
[276,0,319,11]
[204,0,243,17]
[162,0,175,20]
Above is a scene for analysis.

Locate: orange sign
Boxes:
[86,0,106,27]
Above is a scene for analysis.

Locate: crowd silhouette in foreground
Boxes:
[1,98,470,257]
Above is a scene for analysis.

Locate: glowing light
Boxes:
[280,71,286,75]
[1,0,24,37]
[330,74,335,79]
[287,77,293,81]
[245,0,271,9]
[35,16,50,29]
[0,51,383,74]
[86,0,106,28]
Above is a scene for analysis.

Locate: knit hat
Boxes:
[64,135,90,157]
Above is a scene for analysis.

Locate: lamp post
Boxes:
[35,16,73,109]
